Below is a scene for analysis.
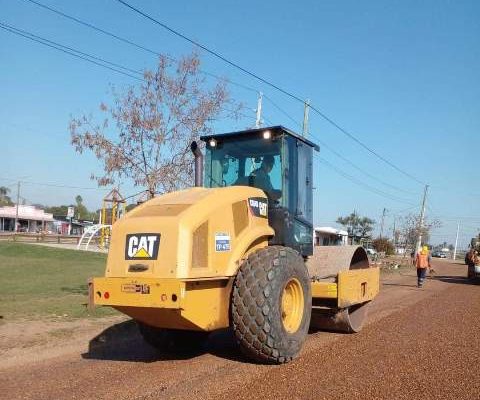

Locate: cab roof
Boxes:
[200,125,320,152]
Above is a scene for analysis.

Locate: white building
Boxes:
[0,205,54,232]
[314,227,348,246]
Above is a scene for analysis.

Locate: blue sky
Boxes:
[1,0,479,247]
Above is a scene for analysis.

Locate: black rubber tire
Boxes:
[137,322,208,353]
[231,246,312,364]
[467,265,475,280]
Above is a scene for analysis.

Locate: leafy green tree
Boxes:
[44,195,96,221]
[75,195,92,220]
[336,212,375,239]
[0,186,13,206]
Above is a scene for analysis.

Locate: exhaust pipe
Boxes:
[190,141,203,187]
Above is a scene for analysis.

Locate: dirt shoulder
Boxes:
[0,315,128,369]
[0,259,477,400]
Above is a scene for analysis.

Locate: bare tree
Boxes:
[70,53,241,198]
[397,213,441,253]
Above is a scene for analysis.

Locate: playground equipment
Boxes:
[99,188,126,249]
[77,224,112,251]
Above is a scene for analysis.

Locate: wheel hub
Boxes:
[281,278,304,333]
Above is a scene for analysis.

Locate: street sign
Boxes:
[67,206,75,218]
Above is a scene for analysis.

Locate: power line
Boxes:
[0,22,144,81]
[2,21,143,76]
[316,156,417,206]
[0,176,109,191]
[263,94,417,196]
[22,0,425,187]
[1,21,256,123]
[114,0,425,186]
[21,0,259,95]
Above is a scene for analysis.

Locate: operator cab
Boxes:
[200,126,319,257]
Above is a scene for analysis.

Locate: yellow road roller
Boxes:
[90,125,379,364]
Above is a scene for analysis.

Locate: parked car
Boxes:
[432,251,447,258]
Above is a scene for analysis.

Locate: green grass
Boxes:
[0,242,117,321]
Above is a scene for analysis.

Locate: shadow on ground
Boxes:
[433,275,480,286]
[382,283,417,288]
[82,320,248,363]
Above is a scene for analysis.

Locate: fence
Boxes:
[0,232,83,244]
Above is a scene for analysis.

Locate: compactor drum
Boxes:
[90,126,379,364]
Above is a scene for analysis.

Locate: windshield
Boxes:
[204,135,283,202]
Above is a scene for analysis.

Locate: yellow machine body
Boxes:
[92,185,272,330]
[91,186,379,331]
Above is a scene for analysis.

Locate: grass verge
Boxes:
[0,242,117,321]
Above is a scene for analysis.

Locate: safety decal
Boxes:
[248,197,268,218]
[215,233,231,252]
[125,233,160,260]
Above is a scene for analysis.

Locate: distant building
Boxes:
[0,205,54,232]
[53,216,93,235]
[314,227,348,246]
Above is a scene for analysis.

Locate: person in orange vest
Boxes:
[415,245,432,287]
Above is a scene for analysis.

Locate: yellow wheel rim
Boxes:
[281,278,304,333]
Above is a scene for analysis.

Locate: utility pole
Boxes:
[392,216,396,248]
[14,181,20,232]
[255,91,263,128]
[380,208,387,239]
[453,222,460,260]
[302,99,310,137]
[415,184,429,254]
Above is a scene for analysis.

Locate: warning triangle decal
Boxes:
[133,247,150,258]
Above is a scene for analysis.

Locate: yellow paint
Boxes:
[104,186,273,280]
[95,186,273,330]
[92,276,232,331]
[311,281,338,299]
[337,267,380,308]
[93,184,379,332]
[281,278,304,333]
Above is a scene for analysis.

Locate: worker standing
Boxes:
[415,245,432,288]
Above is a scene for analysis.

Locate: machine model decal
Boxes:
[248,197,268,218]
[125,233,160,260]
[215,233,231,252]
[121,283,151,294]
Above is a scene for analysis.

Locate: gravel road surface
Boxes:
[1,259,478,400]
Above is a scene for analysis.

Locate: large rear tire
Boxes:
[137,323,208,353]
[231,246,312,364]
[467,265,478,281]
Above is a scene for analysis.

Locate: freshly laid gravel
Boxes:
[227,278,480,400]
[1,260,478,400]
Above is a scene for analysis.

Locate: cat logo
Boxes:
[125,233,160,260]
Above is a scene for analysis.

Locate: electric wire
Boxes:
[21,0,425,189]
[0,22,144,81]
[2,22,143,76]
[113,0,425,186]
[0,22,257,124]
[21,0,259,95]
[315,156,417,206]
[263,94,418,196]
[0,177,109,191]
[10,1,427,197]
